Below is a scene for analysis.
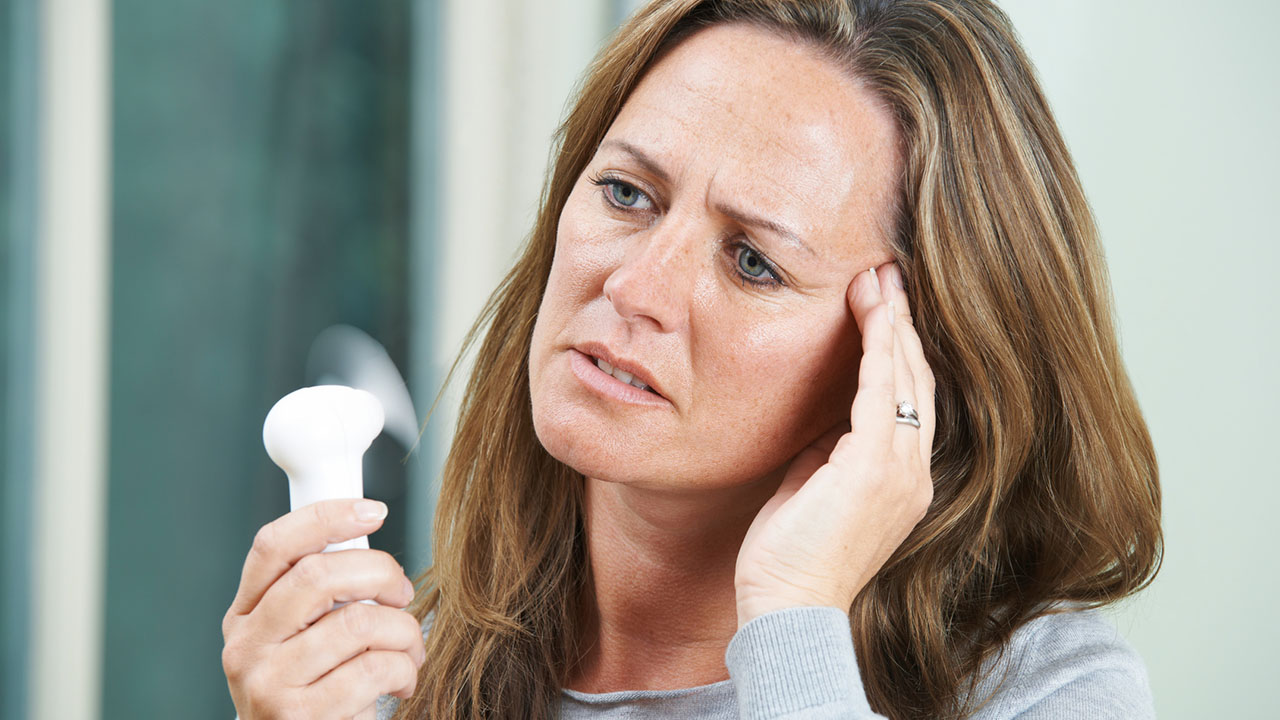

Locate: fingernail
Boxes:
[891,265,904,290]
[887,301,896,326]
[868,266,878,287]
[402,576,415,598]
[355,500,387,522]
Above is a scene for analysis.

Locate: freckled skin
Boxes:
[529,23,903,491]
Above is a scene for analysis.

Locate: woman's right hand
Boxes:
[222,499,425,720]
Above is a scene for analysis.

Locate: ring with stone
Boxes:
[895,400,921,428]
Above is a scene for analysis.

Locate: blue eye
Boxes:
[609,182,644,207]
[589,173,653,211]
[729,243,782,288]
[737,246,770,278]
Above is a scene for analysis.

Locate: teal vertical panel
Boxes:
[105,2,411,718]
[2,1,38,719]
[407,0,443,578]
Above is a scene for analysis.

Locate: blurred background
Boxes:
[1,0,1275,718]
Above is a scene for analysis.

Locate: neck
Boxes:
[566,474,780,693]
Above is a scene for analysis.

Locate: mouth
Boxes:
[589,355,658,395]
[569,345,669,405]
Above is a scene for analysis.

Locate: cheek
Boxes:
[531,189,615,370]
[552,186,623,293]
[695,305,860,449]
[529,188,625,462]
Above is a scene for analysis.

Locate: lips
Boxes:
[591,355,655,393]
[573,342,667,402]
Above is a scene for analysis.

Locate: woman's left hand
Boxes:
[734,261,936,628]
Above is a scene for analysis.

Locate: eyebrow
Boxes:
[716,205,816,257]
[597,139,817,257]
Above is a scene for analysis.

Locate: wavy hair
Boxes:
[393,1,1162,718]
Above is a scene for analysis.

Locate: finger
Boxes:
[229,499,389,617]
[277,603,426,686]
[880,264,937,458]
[248,549,415,644]
[847,263,891,336]
[888,298,921,457]
[306,650,419,716]
[846,266,896,447]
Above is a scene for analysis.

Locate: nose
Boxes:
[602,219,700,333]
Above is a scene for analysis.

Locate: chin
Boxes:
[532,401,646,483]
[531,404,778,492]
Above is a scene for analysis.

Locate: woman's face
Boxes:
[529,23,903,489]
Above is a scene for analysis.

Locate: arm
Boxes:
[729,262,928,718]
[725,606,885,720]
[725,607,1156,720]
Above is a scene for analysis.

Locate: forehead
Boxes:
[605,23,902,258]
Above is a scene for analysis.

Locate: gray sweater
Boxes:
[378,606,1154,719]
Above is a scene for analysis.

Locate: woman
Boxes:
[221,1,1162,718]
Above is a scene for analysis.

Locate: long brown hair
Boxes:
[393,2,1162,718]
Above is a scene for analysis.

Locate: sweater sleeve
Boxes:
[723,606,1155,720]
[725,606,886,720]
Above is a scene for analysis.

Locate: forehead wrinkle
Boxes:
[609,94,715,182]
[672,76,873,237]
[624,68,845,204]
[683,77,814,170]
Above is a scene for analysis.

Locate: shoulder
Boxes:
[967,607,1155,720]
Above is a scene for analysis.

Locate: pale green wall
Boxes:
[1002,2,1280,717]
